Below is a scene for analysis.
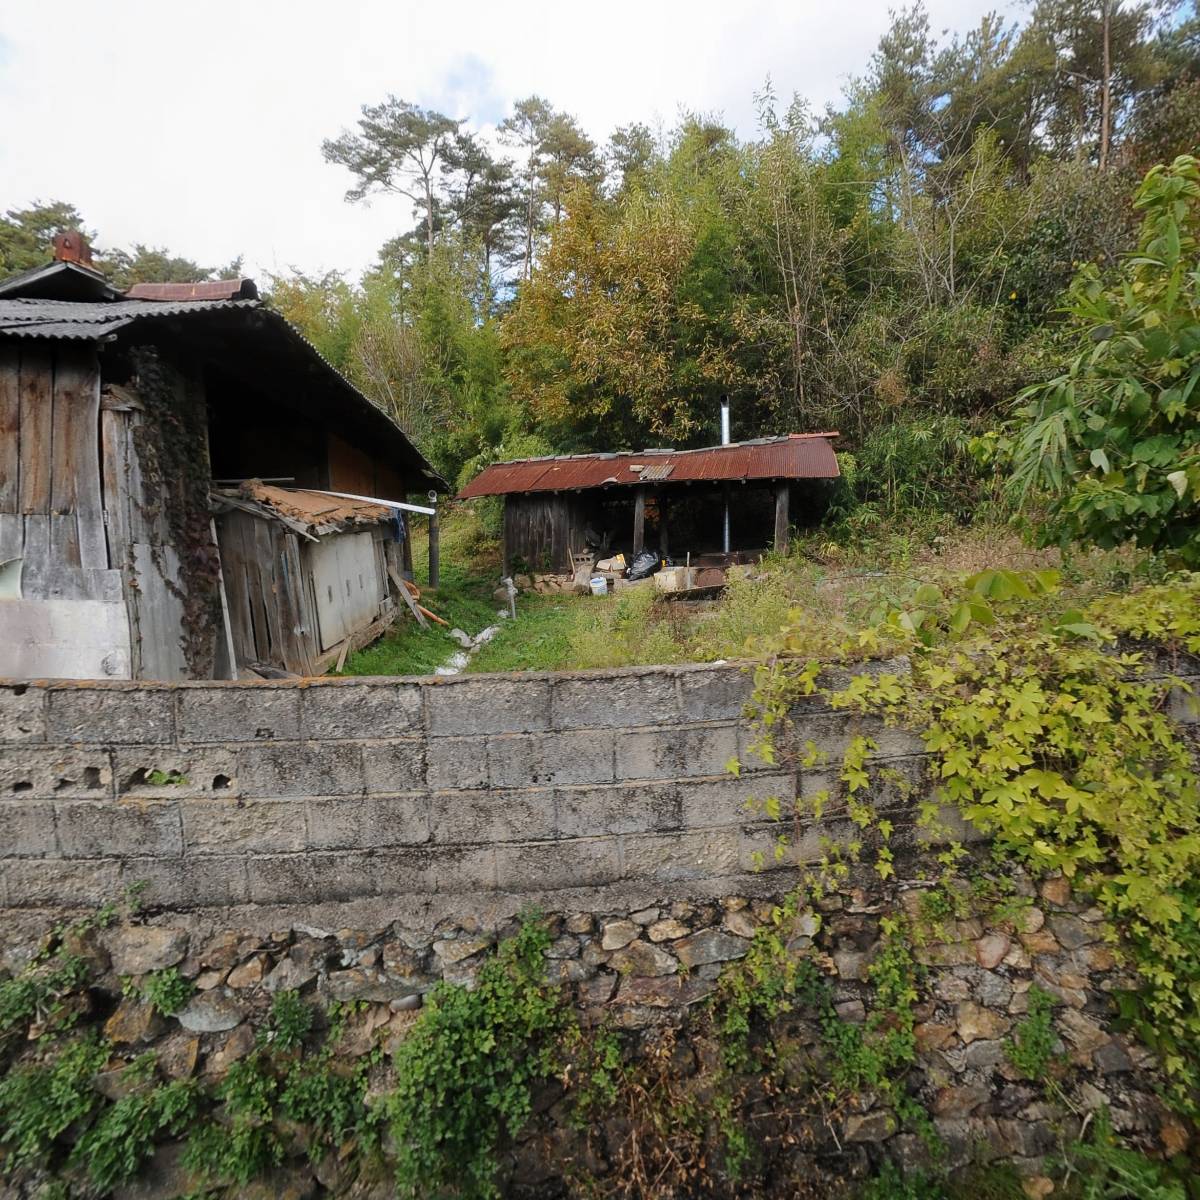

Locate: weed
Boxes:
[261,988,313,1052]
[141,967,193,1017]
[1005,985,1060,1082]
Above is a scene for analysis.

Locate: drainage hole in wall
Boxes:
[11,781,32,793]
[83,767,102,789]
[212,774,232,790]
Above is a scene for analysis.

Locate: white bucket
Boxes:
[589,576,608,597]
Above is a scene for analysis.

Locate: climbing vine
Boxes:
[128,346,224,677]
[739,569,1200,1114]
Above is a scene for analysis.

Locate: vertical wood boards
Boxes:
[0,346,19,518]
[17,348,52,518]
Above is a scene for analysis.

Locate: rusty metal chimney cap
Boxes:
[52,231,94,267]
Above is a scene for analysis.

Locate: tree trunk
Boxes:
[1099,0,1114,171]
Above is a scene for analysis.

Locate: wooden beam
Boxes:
[389,563,429,629]
[774,482,790,555]
[658,492,669,556]
[632,487,646,556]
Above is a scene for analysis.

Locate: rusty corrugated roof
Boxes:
[457,434,839,498]
[125,278,259,301]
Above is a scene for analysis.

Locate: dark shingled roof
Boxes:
[457,434,840,498]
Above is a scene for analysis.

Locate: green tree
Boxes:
[1012,155,1200,563]
[0,200,90,274]
[323,97,463,257]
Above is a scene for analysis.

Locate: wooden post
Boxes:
[632,487,646,556]
[428,502,440,590]
[658,493,669,557]
[774,482,790,555]
[400,517,414,582]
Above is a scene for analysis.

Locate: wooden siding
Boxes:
[0,343,116,601]
[215,511,393,676]
[0,343,131,679]
[502,493,591,574]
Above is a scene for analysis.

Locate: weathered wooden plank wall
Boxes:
[215,510,318,676]
[1,342,130,678]
[502,494,590,574]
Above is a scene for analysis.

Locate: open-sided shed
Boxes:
[458,434,840,574]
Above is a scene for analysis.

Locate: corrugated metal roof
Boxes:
[0,288,448,490]
[457,434,840,498]
[126,279,259,301]
[0,296,260,338]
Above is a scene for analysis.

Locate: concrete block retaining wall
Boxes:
[0,663,932,921]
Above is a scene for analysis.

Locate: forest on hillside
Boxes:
[4,1,1199,516]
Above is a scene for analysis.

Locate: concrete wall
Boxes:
[2,663,854,924]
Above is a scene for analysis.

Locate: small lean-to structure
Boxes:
[0,235,446,681]
[457,434,840,575]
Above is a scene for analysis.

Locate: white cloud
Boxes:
[0,0,1015,280]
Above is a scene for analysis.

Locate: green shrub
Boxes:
[379,917,569,1199]
[141,967,193,1017]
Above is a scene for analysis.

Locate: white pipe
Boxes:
[301,489,436,516]
[721,396,731,553]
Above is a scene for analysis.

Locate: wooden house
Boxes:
[0,239,445,680]
[457,435,840,574]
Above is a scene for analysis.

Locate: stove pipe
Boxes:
[720,396,731,553]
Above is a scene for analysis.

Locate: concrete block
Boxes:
[488,730,615,788]
[371,847,442,895]
[551,672,679,730]
[682,773,795,829]
[425,737,488,790]
[425,677,551,736]
[238,742,363,798]
[302,682,423,739]
[428,789,555,845]
[182,799,305,855]
[677,666,753,722]
[621,724,737,781]
[362,740,426,794]
[246,853,375,904]
[0,746,113,799]
[122,856,248,908]
[1,857,120,907]
[622,829,739,882]
[0,685,46,743]
[56,801,183,859]
[496,837,620,891]
[793,712,925,762]
[177,686,300,743]
[47,687,174,745]
[113,746,238,799]
[1168,684,1199,725]
[555,784,681,838]
[307,795,430,850]
[0,802,57,857]
[738,818,856,873]
[372,845,497,894]
[367,796,432,848]
[735,724,791,773]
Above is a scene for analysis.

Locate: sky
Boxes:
[0,0,1017,282]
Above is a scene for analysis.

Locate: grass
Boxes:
[338,506,503,678]
[340,506,1148,678]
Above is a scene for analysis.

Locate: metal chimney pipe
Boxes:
[720,395,731,553]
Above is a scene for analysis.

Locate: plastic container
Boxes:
[589,576,608,597]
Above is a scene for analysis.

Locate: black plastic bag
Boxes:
[625,549,660,581]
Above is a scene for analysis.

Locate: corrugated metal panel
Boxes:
[125,279,258,301]
[457,434,840,497]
